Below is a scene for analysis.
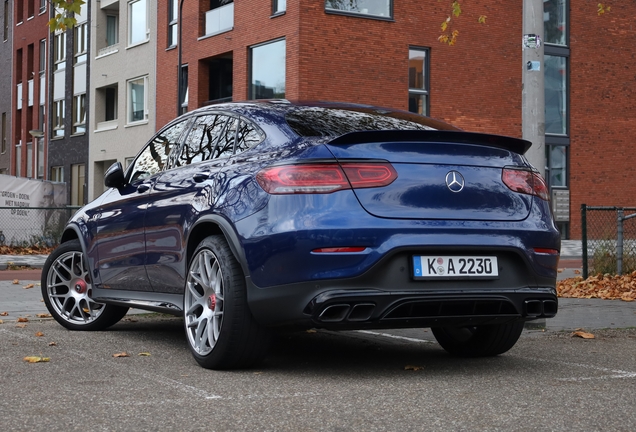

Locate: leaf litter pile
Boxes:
[558,270,636,302]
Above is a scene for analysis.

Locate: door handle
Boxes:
[193,172,210,183]
[137,184,150,193]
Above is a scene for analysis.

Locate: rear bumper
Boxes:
[247,269,558,330]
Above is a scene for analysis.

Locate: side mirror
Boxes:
[104,162,126,189]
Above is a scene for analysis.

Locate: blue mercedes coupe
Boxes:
[42,101,560,369]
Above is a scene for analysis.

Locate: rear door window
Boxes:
[235,119,265,154]
[213,116,238,159]
[177,114,228,166]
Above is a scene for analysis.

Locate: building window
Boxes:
[180,65,188,114]
[39,0,46,14]
[16,0,23,23]
[544,55,567,136]
[249,38,286,100]
[4,1,9,41]
[37,138,44,178]
[168,0,178,47]
[1,112,6,154]
[325,0,392,19]
[15,144,22,177]
[26,142,33,178]
[39,104,45,132]
[544,0,566,46]
[53,100,65,137]
[28,0,34,18]
[39,39,46,73]
[51,166,64,182]
[54,32,66,71]
[408,48,429,116]
[544,0,569,238]
[106,15,119,46]
[129,0,148,46]
[272,0,286,14]
[73,94,86,134]
[128,76,147,123]
[74,22,88,64]
[71,164,86,206]
[105,87,118,121]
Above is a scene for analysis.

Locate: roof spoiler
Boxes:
[328,130,532,155]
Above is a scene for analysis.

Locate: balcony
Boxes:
[205,2,234,37]
[97,44,119,58]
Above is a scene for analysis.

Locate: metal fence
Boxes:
[581,205,636,278]
[0,206,80,247]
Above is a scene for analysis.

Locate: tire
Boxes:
[184,235,270,369]
[41,240,129,331]
[431,321,525,357]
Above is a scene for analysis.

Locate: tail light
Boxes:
[502,167,549,201]
[256,163,397,194]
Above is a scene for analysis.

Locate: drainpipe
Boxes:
[177,0,185,117]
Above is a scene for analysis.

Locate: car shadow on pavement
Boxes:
[102,315,530,375]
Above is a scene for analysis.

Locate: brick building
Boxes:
[0,0,13,175]
[10,0,49,181]
[153,0,636,240]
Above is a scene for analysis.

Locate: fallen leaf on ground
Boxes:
[404,365,424,371]
[17,317,29,323]
[23,356,50,363]
[36,313,52,318]
[574,270,581,274]
[0,312,8,316]
[12,279,19,284]
[23,284,35,289]
[113,352,129,358]
[48,342,57,346]
[557,271,636,301]
[137,352,151,357]
[0,320,3,324]
[572,331,595,339]
[557,269,563,273]
[35,332,44,337]
[306,329,317,333]
[15,324,27,328]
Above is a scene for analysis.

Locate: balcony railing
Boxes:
[205,2,234,36]
[97,44,119,58]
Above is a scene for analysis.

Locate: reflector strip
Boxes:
[533,248,559,255]
[312,247,367,253]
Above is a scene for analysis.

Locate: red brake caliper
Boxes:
[207,293,216,311]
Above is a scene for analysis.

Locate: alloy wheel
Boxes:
[45,251,105,325]
[184,249,225,356]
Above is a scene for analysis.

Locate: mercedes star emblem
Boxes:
[445,171,465,193]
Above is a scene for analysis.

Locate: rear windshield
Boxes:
[286,106,456,137]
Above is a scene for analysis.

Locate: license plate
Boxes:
[412,255,499,279]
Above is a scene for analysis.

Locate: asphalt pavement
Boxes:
[2,240,636,431]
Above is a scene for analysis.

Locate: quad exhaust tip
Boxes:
[525,299,558,318]
[318,303,376,323]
